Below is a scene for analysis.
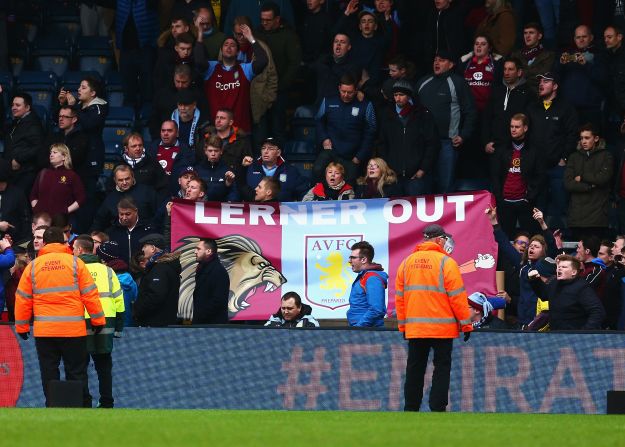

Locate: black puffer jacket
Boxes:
[134,252,181,327]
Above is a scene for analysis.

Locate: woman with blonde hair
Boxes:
[303,162,355,201]
[30,143,86,218]
[355,157,402,198]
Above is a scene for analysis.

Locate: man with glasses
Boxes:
[347,241,388,328]
[48,106,89,175]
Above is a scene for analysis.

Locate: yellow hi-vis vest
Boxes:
[84,262,124,331]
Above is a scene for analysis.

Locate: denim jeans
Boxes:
[436,139,458,193]
[534,0,560,47]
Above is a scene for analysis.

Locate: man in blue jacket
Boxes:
[240,137,308,201]
[347,241,388,327]
[314,73,377,183]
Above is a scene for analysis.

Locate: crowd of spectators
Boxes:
[1,0,625,330]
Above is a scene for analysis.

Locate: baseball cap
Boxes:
[138,233,166,250]
[178,165,198,178]
[423,224,452,239]
[536,71,559,83]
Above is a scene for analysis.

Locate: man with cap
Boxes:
[240,137,308,201]
[395,223,473,412]
[417,51,477,193]
[313,73,377,183]
[467,292,509,329]
[133,233,181,327]
[171,88,205,148]
[527,71,578,231]
[97,240,138,328]
[378,79,440,196]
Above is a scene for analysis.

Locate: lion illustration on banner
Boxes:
[176,235,287,319]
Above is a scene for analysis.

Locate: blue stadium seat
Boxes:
[32,36,72,77]
[44,2,81,39]
[290,117,316,144]
[287,153,316,180]
[9,48,28,78]
[103,106,135,142]
[0,71,13,92]
[104,71,124,106]
[104,140,123,157]
[32,105,50,131]
[284,139,316,155]
[76,37,114,76]
[60,71,101,93]
[17,71,58,89]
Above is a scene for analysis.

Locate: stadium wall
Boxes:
[2,325,624,413]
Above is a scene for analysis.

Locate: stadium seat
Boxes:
[103,106,135,142]
[76,37,114,76]
[104,141,123,157]
[290,117,316,145]
[284,140,316,155]
[17,71,58,89]
[32,104,50,131]
[287,153,316,180]
[44,2,81,40]
[0,71,13,93]
[9,47,28,78]
[104,71,124,107]
[31,36,72,77]
[60,71,101,93]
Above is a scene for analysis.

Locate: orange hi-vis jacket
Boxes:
[395,241,473,338]
[14,243,105,337]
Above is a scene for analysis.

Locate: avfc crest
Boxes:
[304,235,362,310]
[234,71,239,80]
[59,176,67,184]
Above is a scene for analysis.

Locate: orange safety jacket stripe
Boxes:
[14,244,104,337]
[395,242,473,338]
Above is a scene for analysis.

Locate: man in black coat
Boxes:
[134,233,181,327]
[45,106,90,174]
[378,79,439,196]
[0,159,30,241]
[91,165,159,231]
[490,113,544,238]
[526,72,578,230]
[113,132,169,201]
[105,197,155,265]
[192,238,229,325]
[3,92,45,197]
[482,57,532,153]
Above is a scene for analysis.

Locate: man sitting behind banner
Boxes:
[265,291,319,328]
[347,241,388,327]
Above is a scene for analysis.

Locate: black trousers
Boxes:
[497,200,542,240]
[35,336,91,407]
[404,338,453,412]
[90,353,114,407]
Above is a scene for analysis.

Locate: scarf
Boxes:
[122,151,146,168]
[145,249,166,269]
[397,102,414,118]
[171,108,200,146]
[521,43,543,64]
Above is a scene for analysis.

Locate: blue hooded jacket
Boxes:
[347,265,388,327]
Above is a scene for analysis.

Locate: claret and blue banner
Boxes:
[170,191,499,320]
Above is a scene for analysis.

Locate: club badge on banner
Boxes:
[170,191,498,321]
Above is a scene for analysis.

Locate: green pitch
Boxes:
[1,409,624,446]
